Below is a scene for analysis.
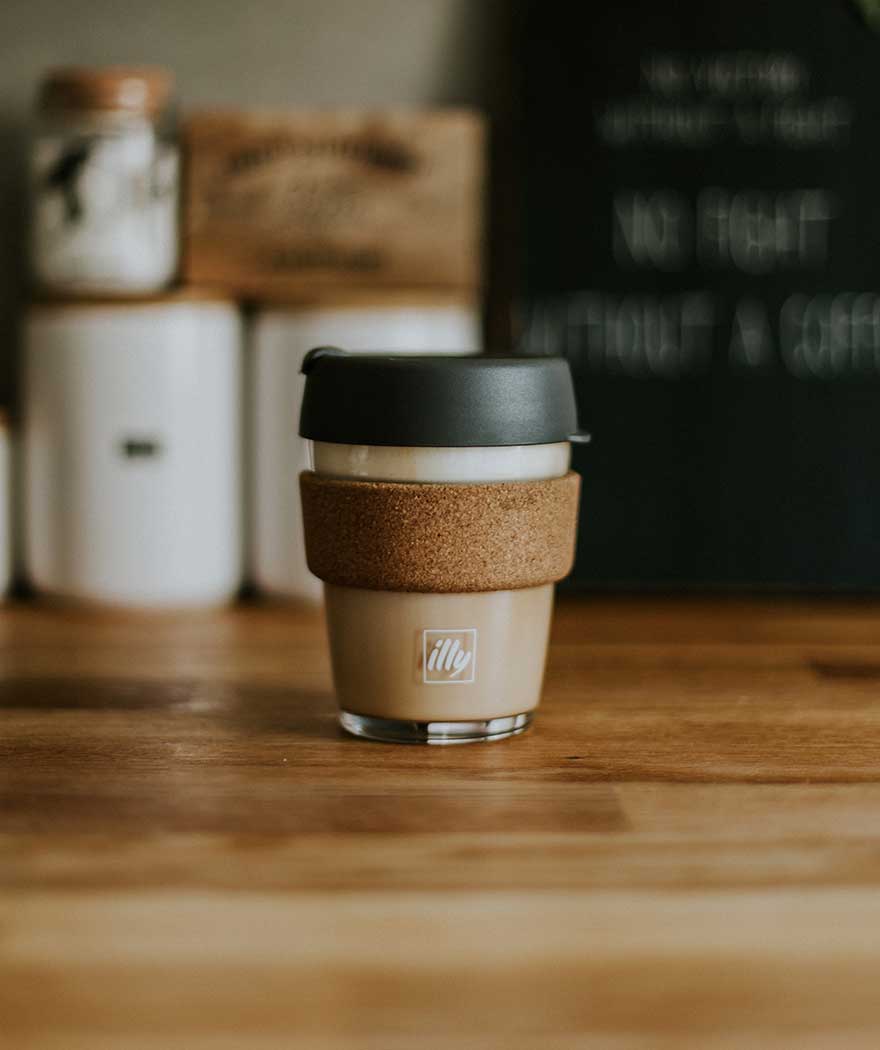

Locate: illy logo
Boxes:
[422,628,477,685]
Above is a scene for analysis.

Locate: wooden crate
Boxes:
[183,109,485,300]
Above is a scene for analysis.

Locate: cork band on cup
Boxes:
[300,471,581,593]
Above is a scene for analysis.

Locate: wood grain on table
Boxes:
[2,596,880,1048]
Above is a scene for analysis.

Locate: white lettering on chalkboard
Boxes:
[641,52,808,99]
[781,293,880,378]
[697,189,835,272]
[535,48,873,383]
[613,191,689,270]
[613,189,835,272]
[729,299,775,371]
[527,292,716,379]
[598,50,850,148]
[524,292,880,380]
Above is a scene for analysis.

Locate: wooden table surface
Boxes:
[3,595,880,1048]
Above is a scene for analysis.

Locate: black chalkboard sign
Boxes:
[517,0,880,589]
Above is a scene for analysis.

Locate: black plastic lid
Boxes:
[299,349,581,447]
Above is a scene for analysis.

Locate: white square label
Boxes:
[422,628,477,685]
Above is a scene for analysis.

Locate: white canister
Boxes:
[251,295,482,602]
[23,293,243,607]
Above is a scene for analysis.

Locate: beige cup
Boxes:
[298,350,582,744]
[309,440,572,743]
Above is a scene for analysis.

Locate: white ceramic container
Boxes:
[250,297,481,602]
[23,294,243,607]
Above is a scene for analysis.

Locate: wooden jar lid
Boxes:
[39,66,173,117]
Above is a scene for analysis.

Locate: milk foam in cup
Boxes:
[299,350,582,744]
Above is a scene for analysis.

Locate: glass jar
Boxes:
[29,66,179,295]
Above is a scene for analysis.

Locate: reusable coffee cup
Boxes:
[299,349,582,744]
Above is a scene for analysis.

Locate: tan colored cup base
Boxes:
[324,583,554,723]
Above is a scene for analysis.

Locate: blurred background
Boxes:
[5,0,880,603]
[0,0,503,399]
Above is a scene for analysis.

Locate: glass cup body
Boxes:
[30,109,179,295]
[310,440,571,743]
